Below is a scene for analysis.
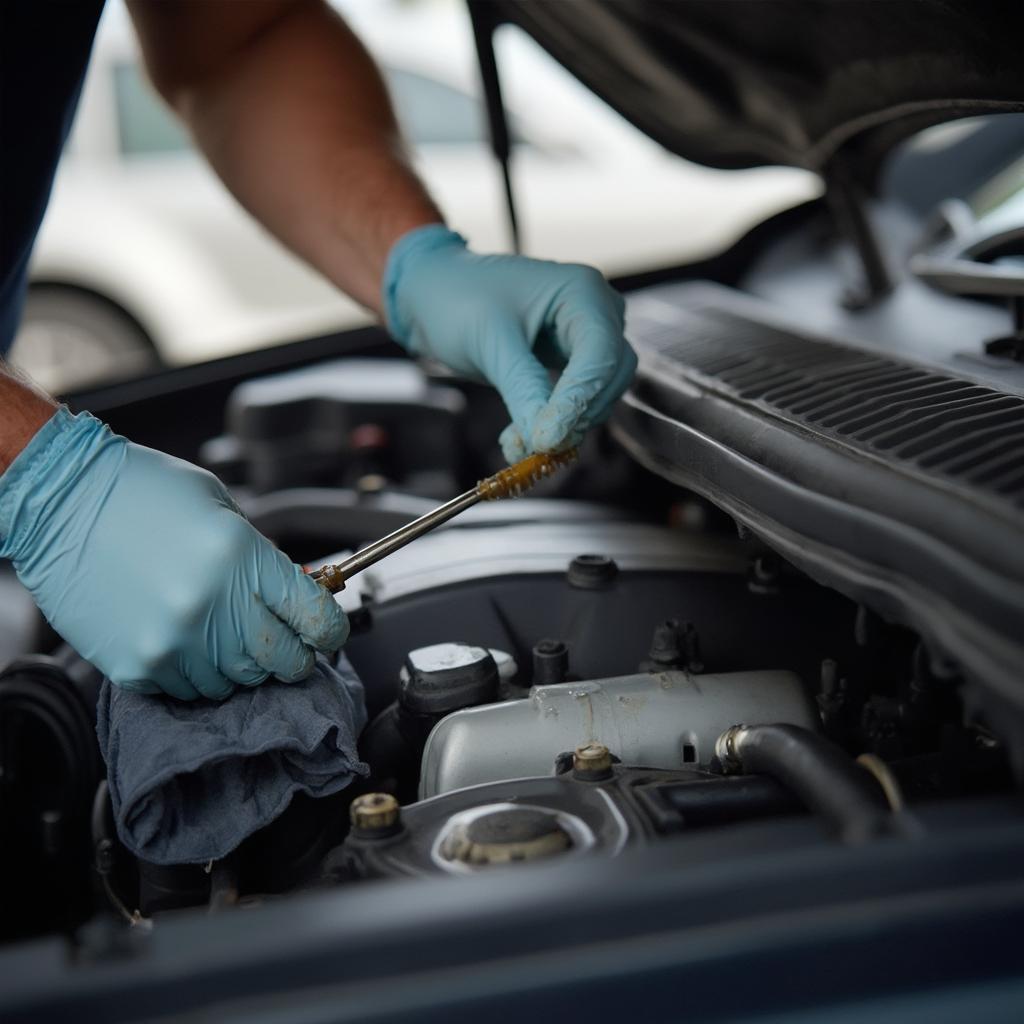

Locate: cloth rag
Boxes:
[96,652,369,865]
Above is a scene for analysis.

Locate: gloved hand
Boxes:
[0,408,347,700]
[383,225,638,463]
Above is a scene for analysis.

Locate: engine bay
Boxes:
[0,341,1012,937]
[5,122,1024,1016]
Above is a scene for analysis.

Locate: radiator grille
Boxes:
[634,306,1024,507]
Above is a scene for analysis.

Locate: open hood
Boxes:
[473,0,1024,181]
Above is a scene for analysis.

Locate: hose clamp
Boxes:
[715,724,748,774]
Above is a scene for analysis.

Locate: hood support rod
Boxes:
[825,157,893,309]
[467,0,521,254]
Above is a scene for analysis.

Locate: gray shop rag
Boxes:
[96,653,369,866]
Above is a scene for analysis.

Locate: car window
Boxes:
[113,61,191,156]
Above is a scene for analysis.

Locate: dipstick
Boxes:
[309,448,578,593]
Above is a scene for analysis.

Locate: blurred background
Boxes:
[10,0,818,394]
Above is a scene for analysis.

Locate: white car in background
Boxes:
[12,0,818,393]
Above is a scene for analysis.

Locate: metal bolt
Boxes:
[648,619,683,666]
[350,793,400,833]
[572,742,613,779]
[533,638,569,686]
[567,554,619,589]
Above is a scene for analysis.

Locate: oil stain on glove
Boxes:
[383,225,638,464]
[0,408,348,700]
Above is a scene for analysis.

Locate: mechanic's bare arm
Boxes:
[0,363,57,472]
[127,0,637,464]
[126,0,441,316]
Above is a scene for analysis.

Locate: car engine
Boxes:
[0,354,1009,935]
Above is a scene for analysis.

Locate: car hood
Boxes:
[473,0,1024,183]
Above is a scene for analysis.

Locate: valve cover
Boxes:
[419,668,815,799]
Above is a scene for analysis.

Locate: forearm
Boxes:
[0,362,57,474]
[128,0,441,315]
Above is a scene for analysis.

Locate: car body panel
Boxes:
[477,0,1024,180]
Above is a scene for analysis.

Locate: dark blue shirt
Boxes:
[1,0,106,355]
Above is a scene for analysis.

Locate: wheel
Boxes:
[8,286,161,394]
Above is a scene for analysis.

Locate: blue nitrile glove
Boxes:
[383,225,638,463]
[0,408,348,701]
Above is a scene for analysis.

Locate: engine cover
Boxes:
[419,668,815,798]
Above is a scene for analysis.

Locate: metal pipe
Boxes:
[468,0,520,252]
[310,449,577,593]
[313,488,481,591]
[825,158,892,306]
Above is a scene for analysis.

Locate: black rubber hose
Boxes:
[360,701,437,805]
[0,657,100,839]
[0,657,104,935]
[716,723,895,843]
[659,776,804,829]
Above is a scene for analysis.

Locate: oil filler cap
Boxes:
[440,807,573,866]
[400,642,499,716]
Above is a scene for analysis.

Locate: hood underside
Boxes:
[476,0,1024,180]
